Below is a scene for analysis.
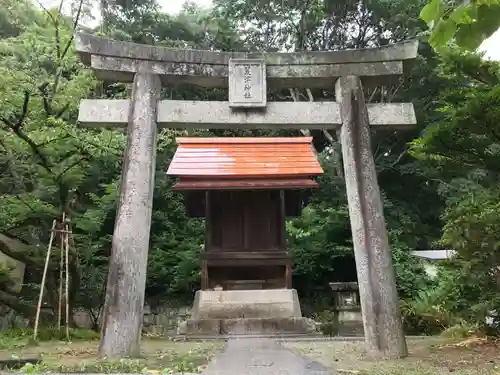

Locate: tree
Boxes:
[409,49,500,327]
[420,0,500,50]
[0,0,244,331]
[0,0,43,39]
[0,0,125,325]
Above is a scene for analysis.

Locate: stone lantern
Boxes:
[329,282,363,336]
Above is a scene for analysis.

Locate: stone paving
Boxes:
[201,338,334,375]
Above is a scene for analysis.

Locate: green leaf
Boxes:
[420,0,444,27]
[422,0,500,51]
[455,4,500,49]
[429,18,458,48]
[449,4,474,24]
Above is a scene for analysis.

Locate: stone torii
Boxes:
[75,32,418,359]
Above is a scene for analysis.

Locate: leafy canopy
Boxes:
[420,0,500,50]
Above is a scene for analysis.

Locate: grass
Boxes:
[2,328,500,374]
[0,327,100,350]
[285,336,500,375]
[0,329,223,373]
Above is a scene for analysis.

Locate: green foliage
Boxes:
[400,258,496,336]
[18,359,202,374]
[439,191,500,329]
[390,231,432,300]
[400,289,461,335]
[214,0,426,52]
[0,0,43,39]
[408,49,500,333]
[1,0,499,340]
[0,0,210,320]
[288,203,352,288]
[441,321,479,339]
[0,327,99,349]
[14,341,218,373]
[0,327,99,341]
[420,0,500,50]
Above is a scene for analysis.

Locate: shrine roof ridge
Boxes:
[75,33,418,67]
[175,137,313,144]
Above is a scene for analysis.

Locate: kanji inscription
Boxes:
[229,59,267,108]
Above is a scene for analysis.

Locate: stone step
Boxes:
[173,334,427,342]
[174,333,323,341]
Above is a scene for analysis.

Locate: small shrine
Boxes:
[167,136,323,335]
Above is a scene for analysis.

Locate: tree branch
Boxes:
[55,156,89,181]
[368,87,378,103]
[390,149,408,169]
[386,80,404,103]
[37,134,71,148]
[3,121,54,175]
[14,196,50,230]
[0,139,25,192]
[322,129,335,144]
[39,82,52,116]
[16,91,30,129]
[0,287,54,322]
[34,0,58,26]
[55,102,70,119]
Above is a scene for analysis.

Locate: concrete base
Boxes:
[184,289,308,336]
[191,289,302,319]
[186,317,311,336]
[338,320,364,336]
[337,309,364,336]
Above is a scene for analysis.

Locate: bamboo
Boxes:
[64,221,70,341]
[58,214,65,330]
[58,240,63,329]
[34,220,57,341]
[51,229,72,234]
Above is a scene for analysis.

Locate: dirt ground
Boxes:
[0,339,223,373]
[2,336,499,374]
[285,337,500,375]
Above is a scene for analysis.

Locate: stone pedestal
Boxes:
[329,282,364,336]
[184,289,312,336]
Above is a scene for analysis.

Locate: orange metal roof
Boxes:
[167,137,323,179]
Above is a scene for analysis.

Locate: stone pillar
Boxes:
[99,72,161,358]
[335,76,407,358]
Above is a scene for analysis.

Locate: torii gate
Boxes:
[75,33,418,359]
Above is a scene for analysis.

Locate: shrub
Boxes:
[400,290,460,335]
[441,321,479,339]
[310,310,339,336]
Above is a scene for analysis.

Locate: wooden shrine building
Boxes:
[167,137,323,291]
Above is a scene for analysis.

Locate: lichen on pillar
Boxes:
[336,75,408,359]
[99,72,161,358]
